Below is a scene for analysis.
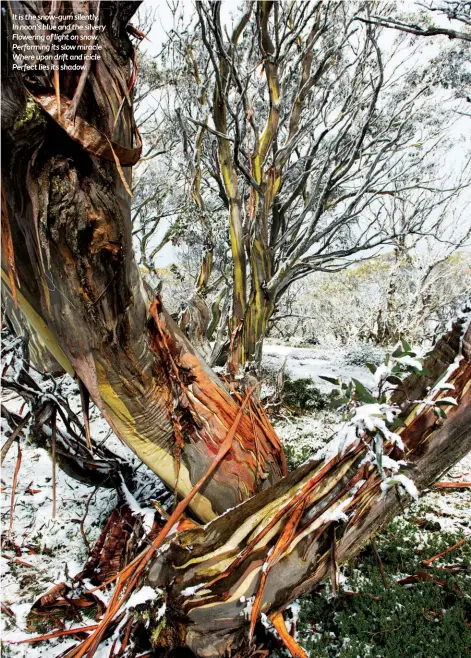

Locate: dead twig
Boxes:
[80,487,99,554]
[51,408,57,518]
[396,571,446,587]
[1,602,16,619]
[330,523,338,597]
[340,591,381,601]
[78,380,93,454]
[12,558,35,568]
[117,614,134,655]
[371,538,389,588]
[421,538,467,568]
[5,624,98,644]
[8,440,22,538]
[1,412,30,465]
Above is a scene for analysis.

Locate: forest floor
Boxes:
[1,345,470,657]
[276,416,471,658]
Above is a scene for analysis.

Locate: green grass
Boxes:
[294,508,471,658]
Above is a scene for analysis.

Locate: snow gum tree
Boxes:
[1,2,471,657]
[145,0,470,374]
[1,0,286,523]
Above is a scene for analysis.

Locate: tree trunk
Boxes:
[1,1,286,524]
[2,282,64,375]
[3,6,471,658]
[147,315,471,657]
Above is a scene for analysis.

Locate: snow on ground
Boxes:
[274,410,340,468]
[0,371,167,657]
[1,343,469,657]
[263,343,376,391]
[0,438,118,656]
[421,451,471,536]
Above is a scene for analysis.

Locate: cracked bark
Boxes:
[145,318,471,657]
[1,1,286,524]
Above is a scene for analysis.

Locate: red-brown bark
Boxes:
[1,1,286,523]
[145,318,471,657]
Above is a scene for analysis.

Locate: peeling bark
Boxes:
[146,318,471,657]
[3,6,470,657]
[2,283,64,375]
[1,1,286,523]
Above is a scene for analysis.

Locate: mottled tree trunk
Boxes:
[2,6,470,658]
[2,282,64,375]
[147,317,471,657]
[1,1,286,524]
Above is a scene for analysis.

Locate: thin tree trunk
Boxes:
[1,1,286,523]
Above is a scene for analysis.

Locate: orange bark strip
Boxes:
[118,614,134,654]
[53,69,61,119]
[269,611,308,658]
[106,136,134,198]
[64,387,257,658]
[126,24,151,42]
[13,558,35,568]
[434,481,471,489]
[149,299,285,497]
[34,582,70,608]
[1,602,15,619]
[249,499,306,639]
[6,625,98,644]
[421,537,467,567]
[30,92,142,166]
[192,447,363,599]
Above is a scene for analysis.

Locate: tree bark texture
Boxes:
[2,281,64,375]
[146,317,471,657]
[1,1,286,524]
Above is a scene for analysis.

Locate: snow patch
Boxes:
[126,586,159,609]
[381,474,419,501]
[120,475,156,533]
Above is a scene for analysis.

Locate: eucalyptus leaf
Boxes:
[319,375,340,386]
[392,346,405,358]
[352,378,377,404]
[401,338,412,353]
[435,398,458,407]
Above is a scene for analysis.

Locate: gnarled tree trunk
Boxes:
[2,5,470,658]
[147,316,471,657]
[1,1,286,524]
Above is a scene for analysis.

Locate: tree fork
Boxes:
[146,316,471,657]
